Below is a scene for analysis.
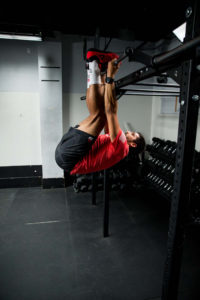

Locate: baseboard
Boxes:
[0,165,42,178]
[42,178,65,189]
[0,166,65,189]
[0,177,42,188]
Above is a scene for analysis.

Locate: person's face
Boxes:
[125,131,140,147]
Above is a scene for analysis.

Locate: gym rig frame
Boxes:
[89,1,200,299]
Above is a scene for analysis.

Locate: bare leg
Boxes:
[77,75,107,136]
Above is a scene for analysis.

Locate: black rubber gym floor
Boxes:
[0,186,199,300]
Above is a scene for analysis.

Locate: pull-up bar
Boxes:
[153,35,200,66]
[114,47,134,65]
[115,35,200,90]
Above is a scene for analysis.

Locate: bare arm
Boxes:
[104,59,121,142]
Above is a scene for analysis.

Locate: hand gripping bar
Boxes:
[114,47,134,65]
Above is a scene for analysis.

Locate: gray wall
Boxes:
[0,40,64,180]
[0,40,39,92]
[0,40,41,167]
[38,42,63,179]
[151,96,200,150]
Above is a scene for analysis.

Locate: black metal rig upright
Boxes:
[161,1,200,299]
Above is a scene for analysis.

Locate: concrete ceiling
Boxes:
[0,0,191,42]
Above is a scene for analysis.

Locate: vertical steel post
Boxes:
[103,169,110,237]
[161,1,200,299]
[94,27,100,49]
[92,173,97,205]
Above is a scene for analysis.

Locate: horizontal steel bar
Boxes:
[132,82,180,88]
[41,80,60,82]
[116,66,164,89]
[40,66,60,68]
[123,92,179,97]
[116,36,200,89]
[120,88,179,93]
[153,35,200,66]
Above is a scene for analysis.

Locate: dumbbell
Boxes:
[73,182,80,193]
[80,185,88,192]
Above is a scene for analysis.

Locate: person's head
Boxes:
[125,131,146,154]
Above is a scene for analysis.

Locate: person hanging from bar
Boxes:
[55,49,146,175]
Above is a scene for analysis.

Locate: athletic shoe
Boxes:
[86,48,119,72]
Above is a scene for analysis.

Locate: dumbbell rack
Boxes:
[143,137,177,202]
[144,137,200,222]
